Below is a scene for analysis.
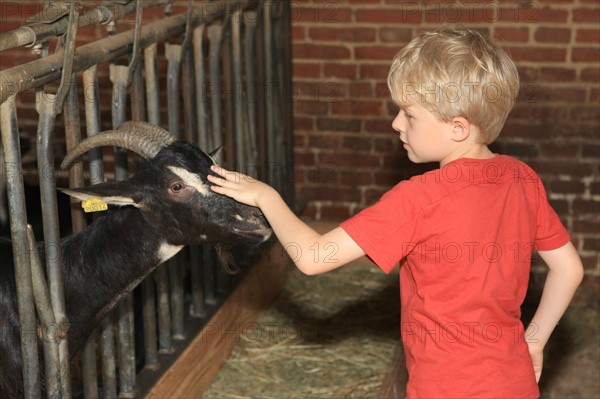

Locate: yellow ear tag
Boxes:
[82,198,108,213]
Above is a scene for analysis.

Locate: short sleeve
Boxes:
[534,180,570,251]
[340,182,423,273]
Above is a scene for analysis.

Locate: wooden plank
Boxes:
[378,342,408,399]
[144,243,292,398]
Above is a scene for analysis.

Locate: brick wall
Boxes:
[290,0,599,302]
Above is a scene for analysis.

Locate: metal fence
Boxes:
[0,0,293,397]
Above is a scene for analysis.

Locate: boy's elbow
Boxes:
[574,260,585,285]
[295,261,321,276]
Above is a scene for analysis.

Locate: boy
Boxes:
[208,28,583,398]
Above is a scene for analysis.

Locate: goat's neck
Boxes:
[59,207,179,354]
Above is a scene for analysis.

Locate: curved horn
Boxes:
[61,121,175,169]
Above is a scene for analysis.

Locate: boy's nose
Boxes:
[391,112,404,133]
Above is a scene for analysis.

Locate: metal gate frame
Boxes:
[0,0,293,397]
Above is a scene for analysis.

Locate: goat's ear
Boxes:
[60,182,142,208]
[208,146,224,165]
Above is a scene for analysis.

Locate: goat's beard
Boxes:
[215,243,237,274]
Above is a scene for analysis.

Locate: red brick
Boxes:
[424,5,496,24]
[320,205,353,220]
[379,27,413,43]
[316,117,361,132]
[539,67,576,82]
[291,6,352,23]
[573,200,600,216]
[309,27,376,42]
[508,47,567,62]
[355,46,399,60]
[292,81,346,102]
[548,180,586,195]
[571,106,600,121]
[341,171,373,186]
[294,100,328,115]
[573,7,600,23]
[293,43,350,59]
[576,29,600,44]
[320,153,380,168]
[349,82,373,98]
[299,186,360,202]
[341,136,373,151]
[291,26,305,41]
[324,63,356,79]
[495,27,529,43]
[365,119,395,134]
[356,9,422,24]
[581,68,600,82]
[537,7,569,23]
[308,134,340,150]
[360,64,391,79]
[293,62,321,78]
[534,27,571,43]
[572,48,600,62]
[331,100,382,116]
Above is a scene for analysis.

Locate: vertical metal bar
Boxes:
[27,225,61,399]
[142,43,161,365]
[280,0,295,205]
[62,74,87,399]
[82,65,103,399]
[100,317,117,399]
[63,74,86,233]
[182,48,196,144]
[253,1,268,181]
[263,1,277,188]
[35,90,70,398]
[109,63,136,398]
[193,25,209,150]
[231,9,245,169]
[109,64,129,179]
[165,43,182,139]
[155,270,173,353]
[1,96,41,399]
[244,10,259,173]
[203,246,216,304]
[190,25,208,317]
[145,42,173,355]
[83,66,105,185]
[144,44,161,127]
[165,42,186,339]
[207,22,224,150]
[207,20,226,299]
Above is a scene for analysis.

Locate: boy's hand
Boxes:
[207,165,275,208]
[528,343,543,383]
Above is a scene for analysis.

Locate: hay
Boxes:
[204,259,400,399]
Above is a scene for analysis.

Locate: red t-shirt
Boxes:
[341,155,570,399]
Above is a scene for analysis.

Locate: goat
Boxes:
[0,121,272,398]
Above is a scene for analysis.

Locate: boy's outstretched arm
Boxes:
[526,241,584,382]
[207,165,366,275]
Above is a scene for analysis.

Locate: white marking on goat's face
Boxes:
[234,214,244,221]
[167,166,210,196]
[157,242,184,263]
[200,234,207,240]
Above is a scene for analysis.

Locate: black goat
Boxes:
[0,121,272,397]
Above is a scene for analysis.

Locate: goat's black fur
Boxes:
[0,140,271,397]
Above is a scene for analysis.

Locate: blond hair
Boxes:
[387,28,519,144]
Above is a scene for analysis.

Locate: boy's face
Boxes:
[391,102,455,165]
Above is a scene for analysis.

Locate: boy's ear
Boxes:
[450,116,471,142]
[60,181,143,208]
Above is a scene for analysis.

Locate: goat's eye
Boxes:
[170,182,185,192]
